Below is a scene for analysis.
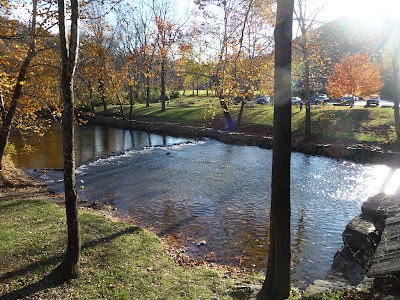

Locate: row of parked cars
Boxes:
[291,94,329,105]
[233,94,381,107]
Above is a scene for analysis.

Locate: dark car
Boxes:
[339,96,354,106]
[366,97,380,107]
[233,96,245,104]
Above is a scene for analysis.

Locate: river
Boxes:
[10,123,400,287]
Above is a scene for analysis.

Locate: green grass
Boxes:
[0,198,262,299]
[97,97,397,146]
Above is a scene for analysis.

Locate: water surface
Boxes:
[11,124,400,286]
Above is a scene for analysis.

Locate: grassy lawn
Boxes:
[0,198,264,299]
[99,97,397,146]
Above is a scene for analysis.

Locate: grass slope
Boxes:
[100,97,397,146]
[0,198,262,299]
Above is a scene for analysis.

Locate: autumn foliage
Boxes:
[326,53,383,98]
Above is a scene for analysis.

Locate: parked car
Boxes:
[233,96,245,104]
[312,94,329,104]
[339,96,355,106]
[366,97,380,107]
[257,95,270,104]
[291,97,303,105]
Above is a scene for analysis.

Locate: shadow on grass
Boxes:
[0,226,140,300]
[311,108,372,141]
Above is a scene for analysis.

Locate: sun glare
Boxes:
[326,0,400,21]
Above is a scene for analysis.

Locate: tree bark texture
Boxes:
[257,0,294,299]
[57,0,81,280]
[161,59,166,112]
[393,31,400,140]
[304,58,311,141]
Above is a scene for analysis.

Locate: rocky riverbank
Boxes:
[83,114,400,167]
[304,193,400,299]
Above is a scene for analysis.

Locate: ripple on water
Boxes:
[12,125,400,285]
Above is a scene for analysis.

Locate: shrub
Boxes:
[169,91,180,99]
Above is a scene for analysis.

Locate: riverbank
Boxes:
[0,161,265,300]
[84,114,400,167]
[1,151,394,299]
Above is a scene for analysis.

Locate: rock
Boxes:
[303,279,351,299]
[233,284,261,300]
[362,193,394,222]
[327,251,366,285]
[196,240,207,246]
[343,214,381,253]
[334,245,371,269]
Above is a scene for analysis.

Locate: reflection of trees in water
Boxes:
[291,209,306,271]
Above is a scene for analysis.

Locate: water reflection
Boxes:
[10,123,192,169]
[9,124,400,286]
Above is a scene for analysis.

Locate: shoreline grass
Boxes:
[97,96,397,147]
[0,197,263,299]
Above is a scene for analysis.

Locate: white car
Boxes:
[291,97,303,105]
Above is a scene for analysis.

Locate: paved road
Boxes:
[327,99,395,108]
[245,99,396,108]
[353,99,395,107]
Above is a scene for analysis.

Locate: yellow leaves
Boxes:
[19,81,26,86]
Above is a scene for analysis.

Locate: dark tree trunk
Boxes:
[110,78,125,119]
[146,77,150,107]
[257,0,293,299]
[161,59,166,112]
[304,58,311,141]
[236,100,246,129]
[98,80,107,113]
[129,87,133,120]
[56,0,81,280]
[219,99,235,131]
[393,33,400,140]
[0,53,35,170]
[0,0,37,170]
[88,81,94,113]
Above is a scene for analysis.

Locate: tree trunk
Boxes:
[161,59,166,112]
[257,0,293,299]
[99,80,107,113]
[146,77,150,107]
[393,33,400,140]
[110,77,125,119]
[0,53,35,169]
[236,100,246,129]
[129,87,133,120]
[304,58,311,141]
[0,0,37,170]
[88,81,94,113]
[219,99,235,131]
[56,0,81,280]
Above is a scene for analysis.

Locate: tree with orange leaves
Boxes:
[326,53,383,98]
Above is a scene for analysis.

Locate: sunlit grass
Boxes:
[0,198,262,299]
[100,99,397,145]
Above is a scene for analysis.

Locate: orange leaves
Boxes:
[326,52,383,98]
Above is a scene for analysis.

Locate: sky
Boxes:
[180,0,400,22]
[324,0,400,20]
